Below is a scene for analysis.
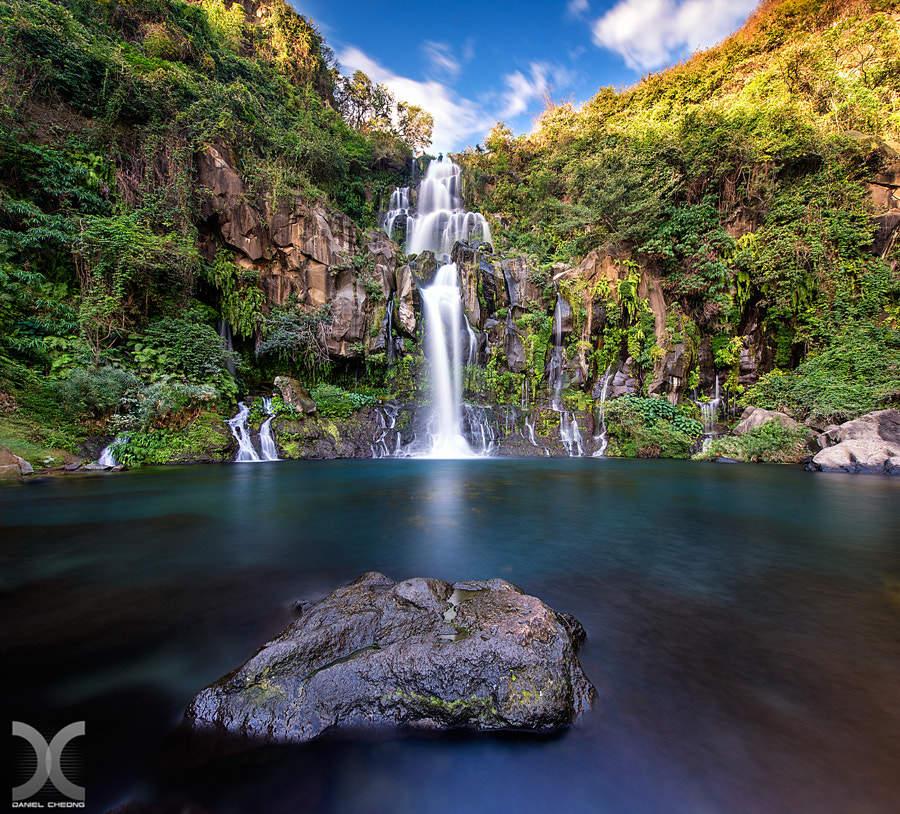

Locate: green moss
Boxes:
[391,689,502,725]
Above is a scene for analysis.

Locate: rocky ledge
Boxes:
[811,409,900,474]
[184,573,596,744]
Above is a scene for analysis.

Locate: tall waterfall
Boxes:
[383,157,492,260]
[420,262,476,458]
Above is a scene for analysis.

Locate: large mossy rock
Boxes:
[184,573,596,744]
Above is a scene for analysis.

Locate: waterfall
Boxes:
[700,376,722,435]
[259,398,279,461]
[98,442,119,467]
[382,187,410,245]
[419,262,475,458]
[405,158,492,259]
[227,400,280,463]
[372,405,403,458]
[227,402,261,462]
[560,412,584,457]
[547,294,566,411]
[592,366,615,458]
[218,319,236,375]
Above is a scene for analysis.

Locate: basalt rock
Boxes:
[184,572,595,745]
[274,377,316,414]
[812,409,900,473]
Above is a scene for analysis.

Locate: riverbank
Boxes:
[4,403,898,481]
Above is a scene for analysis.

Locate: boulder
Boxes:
[812,409,900,473]
[0,446,30,481]
[184,572,595,745]
[732,407,803,435]
[274,377,316,414]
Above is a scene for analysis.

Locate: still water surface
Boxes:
[2,459,900,813]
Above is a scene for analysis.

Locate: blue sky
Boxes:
[288,0,760,153]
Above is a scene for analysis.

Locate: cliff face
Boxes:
[196,126,899,407]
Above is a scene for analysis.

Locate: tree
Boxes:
[397,103,434,151]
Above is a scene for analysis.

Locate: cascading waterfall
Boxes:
[382,156,495,459]
[98,441,120,467]
[382,187,411,245]
[259,398,279,461]
[592,366,615,458]
[560,412,584,457]
[405,158,492,259]
[545,293,585,456]
[227,400,279,463]
[371,405,403,459]
[419,262,476,458]
[700,376,722,435]
[227,402,261,463]
[547,293,566,411]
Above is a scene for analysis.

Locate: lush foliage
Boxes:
[747,321,900,423]
[605,395,703,458]
[309,383,377,418]
[697,419,809,463]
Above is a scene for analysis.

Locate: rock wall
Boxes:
[196,142,898,408]
[196,142,407,360]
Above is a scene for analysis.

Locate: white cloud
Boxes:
[421,40,462,83]
[591,0,758,71]
[337,45,492,151]
[567,0,590,19]
[496,62,579,121]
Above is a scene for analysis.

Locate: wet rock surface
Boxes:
[184,572,596,745]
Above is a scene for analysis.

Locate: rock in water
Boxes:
[185,573,596,744]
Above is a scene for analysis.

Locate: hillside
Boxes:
[0,0,899,469]
[458,0,900,426]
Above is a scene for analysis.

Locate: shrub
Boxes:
[55,365,139,419]
[310,383,376,418]
[746,321,900,424]
[605,395,703,458]
[697,419,808,463]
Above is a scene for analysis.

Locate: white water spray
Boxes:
[259,398,279,461]
[405,158,492,259]
[419,262,475,458]
[700,376,722,435]
[592,366,615,458]
[98,442,119,467]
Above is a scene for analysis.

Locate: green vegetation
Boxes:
[1,0,898,465]
[309,383,377,418]
[696,419,809,463]
[458,0,900,423]
[605,395,703,458]
[747,321,900,424]
[0,0,428,461]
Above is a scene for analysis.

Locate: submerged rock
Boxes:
[184,572,595,744]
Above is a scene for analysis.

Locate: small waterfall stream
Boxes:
[98,441,120,467]
[592,366,615,457]
[700,376,723,435]
[227,400,279,463]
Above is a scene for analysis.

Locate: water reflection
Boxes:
[2,460,900,813]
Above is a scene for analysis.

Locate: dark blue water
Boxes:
[3,459,900,814]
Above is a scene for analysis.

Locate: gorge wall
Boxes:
[198,138,900,410]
